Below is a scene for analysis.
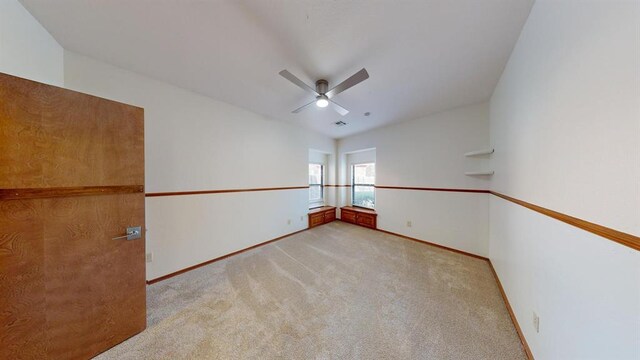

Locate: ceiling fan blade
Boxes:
[279,70,318,96]
[328,99,349,116]
[325,68,369,98]
[292,99,316,114]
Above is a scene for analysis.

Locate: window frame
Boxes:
[308,163,324,209]
[351,162,375,209]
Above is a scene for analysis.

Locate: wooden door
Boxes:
[0,72,146,359]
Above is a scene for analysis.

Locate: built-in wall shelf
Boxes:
[465,148,494,176]
[465,171,494,176]
[464,148,494,157]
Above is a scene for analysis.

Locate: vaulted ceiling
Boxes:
[21,0,533,138]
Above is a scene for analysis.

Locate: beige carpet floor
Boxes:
[95,221,525,360]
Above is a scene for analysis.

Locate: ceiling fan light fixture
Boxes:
[316,96,329,108]
[279,68,368,116]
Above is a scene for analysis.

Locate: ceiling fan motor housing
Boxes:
[315,79,328,95]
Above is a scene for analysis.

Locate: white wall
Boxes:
[346,148,376,169]
[309,150,327,165]
[338,103,491,256]
[0,0,63,86]
[64,51,335,280]
[489,1,640,358]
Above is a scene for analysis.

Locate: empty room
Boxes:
[1,0,638,359]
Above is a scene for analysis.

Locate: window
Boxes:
[352,163,375,208]
[309,163,323,207]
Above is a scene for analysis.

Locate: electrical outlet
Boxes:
[406,221,412,227]
[300,216,304,221]
[287,219,291,225]
[533,312,540,333]
[146,253,153,263]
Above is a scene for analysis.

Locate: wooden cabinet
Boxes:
[324,209,336,222]
[309,212,325,227]
[340,206,377,229]
[308,206,337,228]
[341,210,356,223]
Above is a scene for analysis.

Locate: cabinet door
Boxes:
[341,210,356,223]
[356,213,376,229]
[309,212,325,228]
[324,209,336,222]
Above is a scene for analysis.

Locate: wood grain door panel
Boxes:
[0,72,146,359]
[0,73,144,188]
[0,199,47,359]
[43,194,146,358]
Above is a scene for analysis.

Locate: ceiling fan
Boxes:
[279,68,369,116]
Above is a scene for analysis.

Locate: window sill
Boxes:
[351,205,375,211]
[309,201,325,210]
[342,206,377,215]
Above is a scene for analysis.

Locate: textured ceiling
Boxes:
[21,0,533,138]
